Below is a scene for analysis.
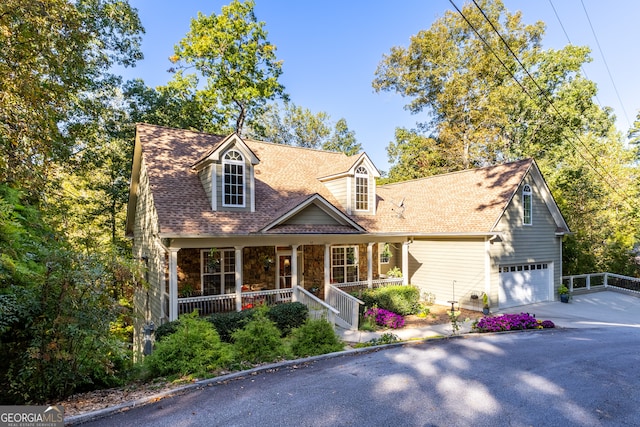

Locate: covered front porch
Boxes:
[160,237,411,329]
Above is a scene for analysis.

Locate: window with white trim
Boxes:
[523,184,532,225]
[355,166,369,211]
[202,249,236,295]
[331,246,359,283]
[223,150,245,207]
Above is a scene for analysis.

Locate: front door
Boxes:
[278,255,292,289]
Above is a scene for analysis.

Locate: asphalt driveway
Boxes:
[69,290,640,426]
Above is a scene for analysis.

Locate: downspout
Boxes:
[402,239,411,286]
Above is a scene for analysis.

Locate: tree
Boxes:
[380,128,447,183]
[124,76,227,134]
[323,118,362,156]
[170,0,287,134]
[372,0,639,274]
[0,0,143,191]
[628,111,640,160]
[249,102,361,155]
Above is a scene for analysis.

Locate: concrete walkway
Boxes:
[338,289,640,343]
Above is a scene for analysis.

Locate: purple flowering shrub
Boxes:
[364,307,405,329]
[473,313,555,333]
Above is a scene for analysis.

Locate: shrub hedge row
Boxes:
[360,285,421,315]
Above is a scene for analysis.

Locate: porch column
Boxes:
[402,241,410,286]
[235,246,243,312]
[324,244,331,289]
[168,248,179,321]
[367,242,374,289]
[291,244,299,287]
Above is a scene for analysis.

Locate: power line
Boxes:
[469,0,630,203]
[547,0,603,107]
[580,0,631,128]
[446,0,633,209]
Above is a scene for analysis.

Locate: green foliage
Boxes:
[154,320,181,342]
[144,312,233,379]
[386,266,402,278]
[354,332,401,348]
[288,319,343,358]
[361,286,421,316]
[170,0,287,133]
[208,309,256,343]
[372,0,640,275]
[249,102,361,155]
[266,302,309,336]
[0,184,133,403]
[231,309,286,363]
[0,0,142,189]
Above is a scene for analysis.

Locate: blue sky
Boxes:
[119,0,640,172]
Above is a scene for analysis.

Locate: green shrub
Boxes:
[267,302,308,336]
[144,312,233,378]
[360,285,420,315]
[354,332,400,348]
[231,309,286,363]
[208,309,256,343]
[154,319,180,342]
[288,319,344,357]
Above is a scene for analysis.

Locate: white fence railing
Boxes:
[178,288,293,316]
[333,277,404,294]
[294,287,339,326]
[326,285,364,330]
[562,273,640,294]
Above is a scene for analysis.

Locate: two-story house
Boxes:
[126,123,570,353]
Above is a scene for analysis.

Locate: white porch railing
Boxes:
[562,273,640,294]
[326,285,364,330]
[294,287,339,326]
[178,288,293,316]
[333,277,404,293]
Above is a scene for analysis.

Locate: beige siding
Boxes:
[132,159,168,359]
[198,165,213,208]
[378,242,401,276]
[490,177,563,304]
[409,238,486,309]
[323,177,348,210]
[284,204,341,225]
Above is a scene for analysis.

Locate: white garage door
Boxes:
[499,263,551,309]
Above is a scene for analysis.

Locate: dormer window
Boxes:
[355,166,369,211]
[223,150,245,207]
[523,184,532,225]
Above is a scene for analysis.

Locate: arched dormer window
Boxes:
[523,184,532,225]
[355,166,369,211]
[223,150,245,207]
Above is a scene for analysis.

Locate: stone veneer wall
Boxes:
[242,246,277,286]
[303,245,325,298]
[176,247,278,295]
[176,244,381,298]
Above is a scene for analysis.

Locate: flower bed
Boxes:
[364,307,405,329]
[473,313,555,333]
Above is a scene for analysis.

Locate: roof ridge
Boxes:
[136,122,227,139]
[243,137,355,158]
[379,158,533,188]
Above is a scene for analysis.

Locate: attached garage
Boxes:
[499,263,552,309]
